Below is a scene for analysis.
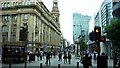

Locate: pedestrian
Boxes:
[93,52,97,62]
[40,51,43,60]
[113,52,118,68]
[36,51,40,61]
[81,53,92,68]
[46,52,51,65]
[68,52,71,64]
[58,51,62,61]
[63,52,67,64]
[53,51,56,58]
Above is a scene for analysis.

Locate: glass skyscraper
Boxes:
[73,13,91,43]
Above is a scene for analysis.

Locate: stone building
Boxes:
[0,0,61,52]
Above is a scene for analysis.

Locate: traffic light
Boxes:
[94,26,101,43]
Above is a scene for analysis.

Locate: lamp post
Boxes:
[24,23,28,68]
[32,33,33,52]
[20,23,28,68]
[77,36,80,57]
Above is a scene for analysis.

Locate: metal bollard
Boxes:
[24,60,27,68]
[77,62,79,68]
[40,63,42,68]
[9,59,12,68]
[97,55,108,68]
[9,61,11,68]
[58,64,60,68]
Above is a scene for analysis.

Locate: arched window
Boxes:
[13,24,17,32]
[2,25,8,32]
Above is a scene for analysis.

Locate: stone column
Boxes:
[16,14,21,41]
[8,15,12,41]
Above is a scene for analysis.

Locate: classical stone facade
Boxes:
[0,0,61,52]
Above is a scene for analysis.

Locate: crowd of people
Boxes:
[30,49,120,68]
[34,50,72,65]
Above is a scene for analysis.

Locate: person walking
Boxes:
[93,52,97,62]
[68,52,71,64]
[46,52,51,65]
[40,51,43,60]
[113,51,118,68]
[36,51,40,61]
[53,51,56,58]
[81,53,92,68]
[63,52,67,64]
[58,51,62,61]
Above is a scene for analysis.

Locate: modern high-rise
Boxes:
[73,13,91,43]
[0,0,61,52]
[112,1,120,17]
[94,0,113,56]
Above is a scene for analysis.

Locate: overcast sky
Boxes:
[42,0,104,44]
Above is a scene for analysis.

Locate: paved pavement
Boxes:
[1,54,114,68]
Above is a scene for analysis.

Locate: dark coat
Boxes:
[63,54,67,59]
[46,52,51,59]
[68,54,71,59]
[82,54,92,67]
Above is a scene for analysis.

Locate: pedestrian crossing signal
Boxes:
[100,36,106,42]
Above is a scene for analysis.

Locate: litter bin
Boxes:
[29,53,35,62]
[97,55,108,68]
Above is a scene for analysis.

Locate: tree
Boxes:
[78,38,87,51]
[104,18,120,48]
[105,18,120,67]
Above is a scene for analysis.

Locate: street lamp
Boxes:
[20,23,28,68]
[24,23,28,68]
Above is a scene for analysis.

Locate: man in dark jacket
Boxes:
[68,52,71,64]
[82,54,92,68]
[46,52,51,65]
[58,52,62,61]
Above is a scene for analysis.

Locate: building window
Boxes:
[22,1,24,5]
[16,2,18,5]
[23,14,28,20]
[0,15,2,22]
[13,24,16,32]
[27,0,31,5]
[8,16,10,21]
[2,25,8,32]
[1,3,4,7]
[3,35,7,42]
[2,15,10,22]
[12,15,17,22]
[11,35,16,41]
[4,3,7,7]
[7,2,10,7]
[13,2,16,6]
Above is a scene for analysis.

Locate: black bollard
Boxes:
[77,62,79,68]
[9,60,12,68]
[58,64,60,68]
[24,60,27,68]
[97,55,108,68]
[40,63,42,68]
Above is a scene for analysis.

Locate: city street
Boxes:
[1,0,120,68]
[2,54,113,68]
